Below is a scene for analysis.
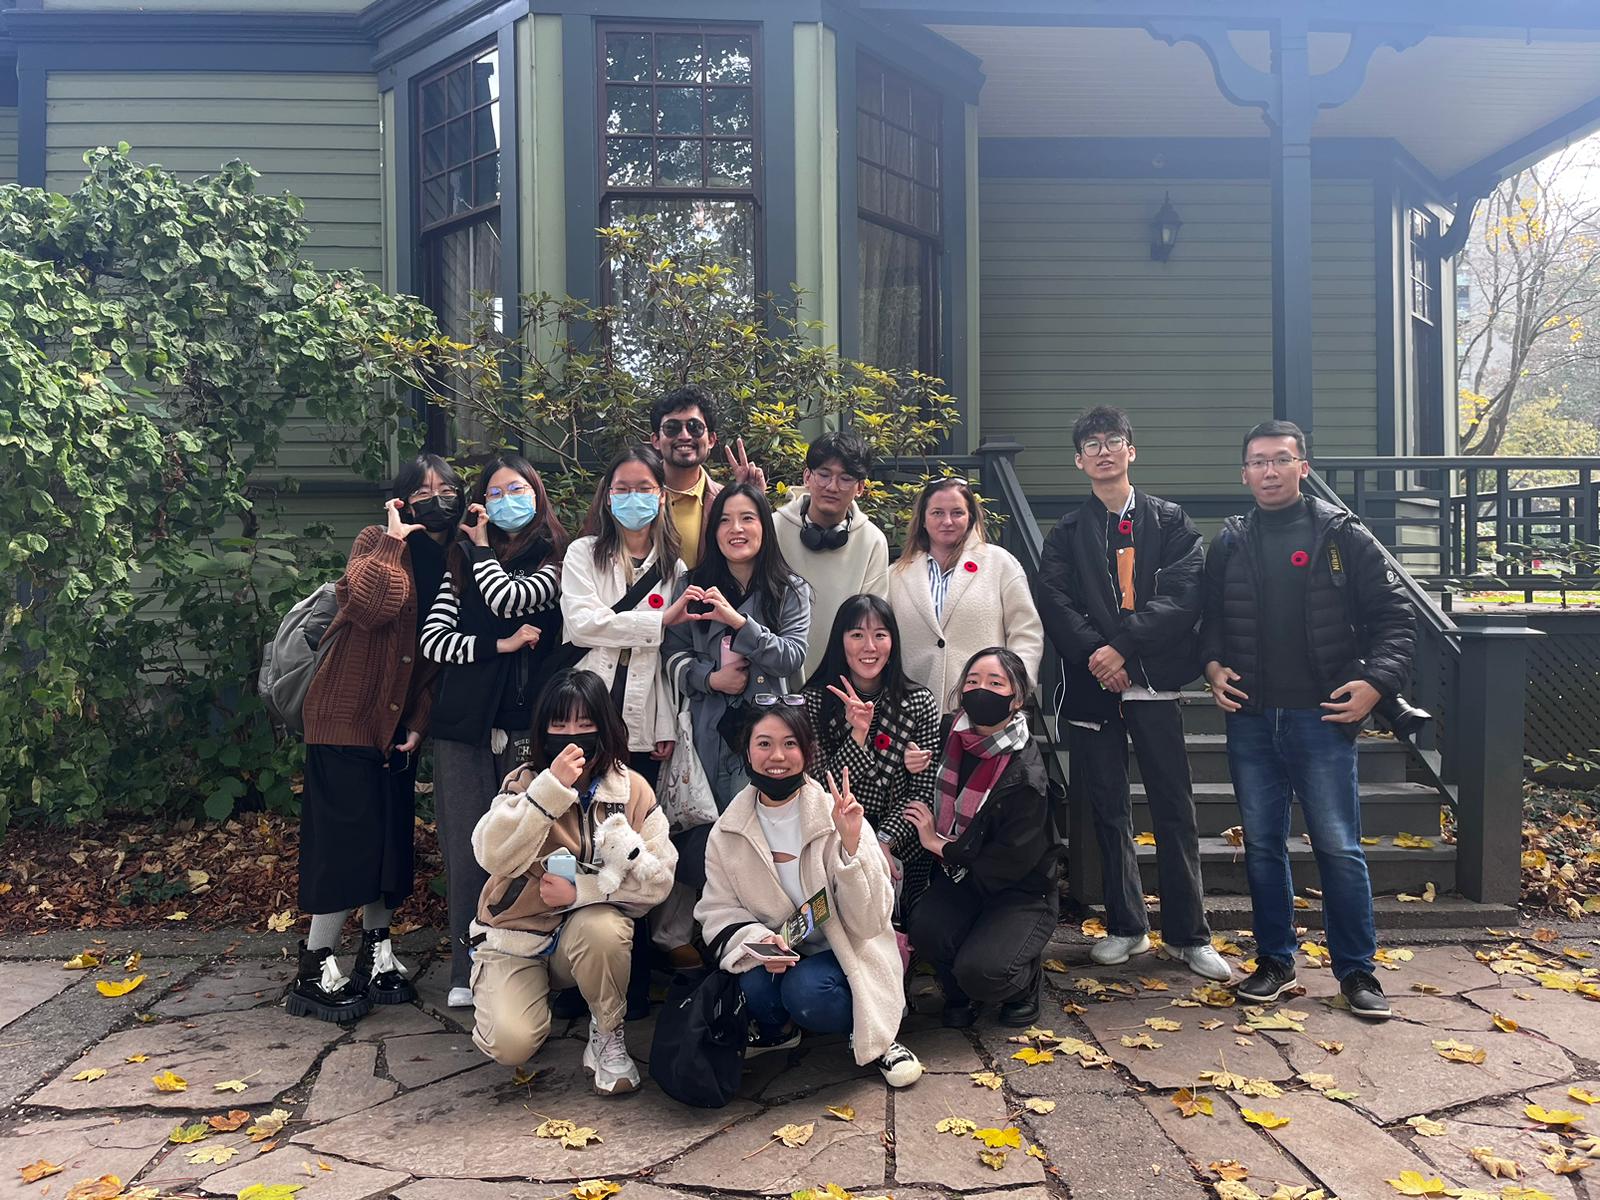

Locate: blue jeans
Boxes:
[1225,709,1376,979]
[738,949,853,1037]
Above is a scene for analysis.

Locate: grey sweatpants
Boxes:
[433,737,522,988]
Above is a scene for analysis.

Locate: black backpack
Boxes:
[648,921,756,1108]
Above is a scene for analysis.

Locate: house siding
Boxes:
[977,175,1378,497]
[46,72,385,498]
[0,108,17,185]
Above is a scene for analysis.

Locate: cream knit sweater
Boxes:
[773,496,889,685]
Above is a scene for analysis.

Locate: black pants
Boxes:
[300,743,417,914]
[1069,699,1209,947]
[909,869,1058,1005]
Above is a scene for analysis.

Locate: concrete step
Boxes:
[1177,690,1225,735]
[1135,835,1457,896]
[1067,891,1518,932]
[1129,781,1446,838]
[1133,733,1412,784]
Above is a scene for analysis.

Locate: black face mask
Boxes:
[960,687,1015,728]
[406,494,460,533]
[748,769,804,802]
[543,732,600,765]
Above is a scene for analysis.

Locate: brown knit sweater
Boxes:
[303,525,439,751]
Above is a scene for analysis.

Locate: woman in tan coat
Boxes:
[696,705,923,1088]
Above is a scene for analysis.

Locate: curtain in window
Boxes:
[858,219,925,374]
[429,217,502,450]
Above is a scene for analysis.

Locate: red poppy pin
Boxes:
[1290,551,1310,568]
[647,593,665,608]
[874,733,892,751]
[963,560,978,573]
[1118,519,1134,536]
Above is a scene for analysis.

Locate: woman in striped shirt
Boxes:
[420,454,566,1008]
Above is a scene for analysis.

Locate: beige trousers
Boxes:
[470,904,634,1067]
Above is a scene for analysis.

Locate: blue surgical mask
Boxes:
[486,492,536,532]
[610,492,660,531]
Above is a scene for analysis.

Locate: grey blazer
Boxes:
[663,574,812,803]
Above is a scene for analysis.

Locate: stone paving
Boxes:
[3,927,1600,1200]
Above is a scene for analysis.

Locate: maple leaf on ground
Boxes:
[167,1122,210,1144]
[1080,918,1107,939]
[824,1105,856,1122]
[96,975,146,998]
[1240,1109,1290,1130]
[936,1117,977,1135]
[1208,1160,1249,1181]
[1042,959,1069,973]
[1525,1104,1585,1127]
[1406,1115,1447,1136]
[1138,976,1170,991]
[266,911,296,933]
[64,1177,128,1200]
[1316,1040,1343,1054]
[1245,1010,1305,1032]
[535,1119,577,1139]
[1201,1019,1226,1030]
[973,1127,1022,1150]
[1201,1069,1249,1091]
[18,1160,63,1183]
[1492,1013,1520,1032]
[1193,984,1237,1008]
[1023,1098,1056,1114]
[1297,1073,1338,1091]
[1239,1079,1284,1098]
[1393,832,1434,850]
[1497,1188,1558,1200]
[214,1078,249,1093]
[773,1122,815,1148]
[63,952,101,970]
[1467,1146,1521,1179]
[977,1150,1007,1170]
[151,1070,188,1092]
[72,1068,107,1082]
[1214,1183,1259,1200]
[1432,1039,1487,1065]
[969,1071,1003,1089]
[1134,832,1157,847]
[1026,1144,1047,1161]
[247,1109,291,1141]
[1385,1169,1448,1195]
[561,1127,603,1149]
[1543,1148,1589,1175]
[1172,1088,1214,1118]
[1145,1017,1182,1032]
[186,1144,239,1166]
[125,1054,149,1064]
[209,1110,251,1131]
[570,1182,623,1200]
[238,1186,304,1200]
[167,911,190,921]
[1569,1087,1600,1105]
[1120,1033,1162,1050]
[1012,1047,1054,1065]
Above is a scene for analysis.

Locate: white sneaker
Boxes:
[1160,942,1233,982]
[584,1016,639,1096]
[877,1041,924,1088]
[1090,933,1151,965]
[446,986,474,1009]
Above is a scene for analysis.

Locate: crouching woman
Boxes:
[696,705,923,1088]
[468,669,677,1096]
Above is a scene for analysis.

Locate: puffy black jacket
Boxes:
[1037,490,1204,723]
[1199,496,1415,736]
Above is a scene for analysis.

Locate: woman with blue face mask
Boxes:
[420,455,568,1009]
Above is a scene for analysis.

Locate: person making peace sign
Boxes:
[695,705,924,1089]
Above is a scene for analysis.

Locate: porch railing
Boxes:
[1315,456,1600,598]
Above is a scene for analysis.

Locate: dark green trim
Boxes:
[835,24,861,364]
[495,21,522,329]
[15,64,42,187]
[3,11,373,72]
[374,0,523,74]
[560,13,599,307]
[939,87,969,445]
[762,20,797,319]
[0,59,17,107]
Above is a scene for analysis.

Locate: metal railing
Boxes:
[1316,456,1600,597]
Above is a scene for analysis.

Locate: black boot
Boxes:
[999,967,1042,1028]
[349,927,418,1006]
[286,942,371,1023]
[938,968,976,1029]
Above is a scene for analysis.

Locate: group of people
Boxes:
[286,385,1416,1104]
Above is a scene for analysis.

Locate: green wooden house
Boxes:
[4,0,1598,910]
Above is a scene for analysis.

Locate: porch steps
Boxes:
[1130,781,1445,839]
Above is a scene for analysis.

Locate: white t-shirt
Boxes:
[754,794,824,953]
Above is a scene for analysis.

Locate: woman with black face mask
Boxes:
[467,669,676,1098]
[695,704,923,1092]
[904,647,1058,1031]
[290,454,463,1024]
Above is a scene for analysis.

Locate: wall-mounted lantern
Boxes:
[1150,192,1183,262]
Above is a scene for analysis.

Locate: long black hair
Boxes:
[692,482,797,629]
[391,452,464,505]
[803,593,914,730]
[582,445,680,576]
[450,453,565,594]
[527,669,630,783]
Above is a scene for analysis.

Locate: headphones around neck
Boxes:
[799,499,850,551]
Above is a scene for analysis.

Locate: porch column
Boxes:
[1270,14,1315,434]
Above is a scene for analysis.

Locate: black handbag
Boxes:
[648,920,757,1108]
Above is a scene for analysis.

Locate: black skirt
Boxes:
[299,743,418,913]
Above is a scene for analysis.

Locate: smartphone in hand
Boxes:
[740,941,799,964]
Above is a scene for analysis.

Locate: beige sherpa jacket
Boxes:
[470,763,676,958]
[694,778,904,1065]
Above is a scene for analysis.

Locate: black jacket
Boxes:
[937,717,1057,898]
[1037,490,1204,722]
[1199,496,1415,737]
[430,542,564,746]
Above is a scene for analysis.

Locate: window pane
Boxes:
[447,115,472,168]
[706,87,751,134]
[657,86,703,135]
[656,33,703,81]
[858,61,883,115]
[883,73,912,126]
[606,137,652,186]
[885,126,912,175]
[708,140,752,188]
[422,177,448,227]
[911,96,939,139]
[912,138,938,185]
[422,127,447,177]
[421,78,447,127]
[656,138,702,186]
[606,85,652,134]
[447,67,472,117]
[605,32,651,82]
[859,218,931,374]
[857,113,882,163]
[705,34,752,83]
[471,51,499,106]
[474,154,500,208]
[884,173,913,225]
[915,185,940,234]
[448,165,473,215]
[858,163,883,213]
[474,106,499,157]
[605,197,755,371]
[424,216,502,451]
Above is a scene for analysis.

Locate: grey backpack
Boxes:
[259,583,340,734]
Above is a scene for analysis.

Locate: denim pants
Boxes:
[1225,709,1376,978]
[739,949,853,1037]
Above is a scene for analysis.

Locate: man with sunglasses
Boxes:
[774,429,890,684]
[650,385,765,569]
[1201,419,1414,1020]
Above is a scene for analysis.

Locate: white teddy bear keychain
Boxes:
[590,812,670,896]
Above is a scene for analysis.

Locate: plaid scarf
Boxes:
[933,710,1032,839]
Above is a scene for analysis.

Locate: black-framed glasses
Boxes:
[660,418,707,438]
[1244,455,1304,472]
[1079,436,1128,455]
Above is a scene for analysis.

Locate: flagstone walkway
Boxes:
[2,924,1599,1200]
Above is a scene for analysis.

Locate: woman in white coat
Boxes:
[696,704,923,1087]
[886,477,1044,711]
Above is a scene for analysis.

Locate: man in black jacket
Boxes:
[1038,407,1229,983]
[1201,420,1415,1020]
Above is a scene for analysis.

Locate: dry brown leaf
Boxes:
[970,1071,1004,1090]
[1145,1017,1182,1032]
[18,1160,63,1183]
[208,1109,251,1131]
[1222,825,1245,847]
[1138,976,1170,991]
[1200,1018,1225,1030]
[1080,918,1107,939]
[247,1108,291,1141]
[1433,1039,1487,1065]
[1493,1013,1520,1032]
[977,1149,1007,1171]
[824,1105,856,1122]
[1023,1098,1056,1114]
[266,910,296,933]
[1119,1033,1161,1050]
[63,1176,127,1200]
[1172,1088,1214,1118]
[1468,1145,1521,1179]
[1544,1148,1589,1176]
[1316,1040,1344,1054]
[1406,1115,1447,1136]
[1209,1159,1250,1181]
[773,1122,815,1148]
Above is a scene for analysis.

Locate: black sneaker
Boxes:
[999,970,1042,1028]
[1236,956,1299,1004]
[937,969,977,1028]
[744,1022,802,1058]
[285,943,371,1023]
[1341,970,1392,1020]
[348,927,418,1005]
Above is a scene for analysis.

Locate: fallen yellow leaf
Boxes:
[560,1127,603,1149]
[773,1122,815,1148]
[167,1122,209,1144]
[1525,1104,1584,1127]
[1172,1088,1214,1118]
[1012,1047,1055,1065]
[63,952,101,970]
[1119,1033,1161,1050]
[266,910,296,933]
[973,1126,1022,1149]
[1433,1039,1487,1065]
[125,1054,149,1063]
[1023,1098,1056,1114]
[1026,1143,1048,1161]
[63,1175,128,1200]
[1407,1115,1447,1136]
[96,975,146,998]
[1245,1009,1305,1033]
[1569,1087,1600,1105]
[824,1105,856,1122]
[1492,1013,1520,1032]
[977,1149,1007,1170]
[1543,1147,1589,1176]
[1317,1040,1344,1054]
[1080,918,1107,939]
[186,1144,238,1166]
[1042,959,1069,973]
[1144,1017,1181,1032]
[166,911,190,922]
[970,1071,1003,1089]
[72,1068,107,1082]
[1394,832,1435,850]
[936,1117,977,1135]
[1384,1169,1448,1195]
[1209,1159,1250,1181]
[1134,831,1157,846]
[1138,976,1169,991]
[18,1160,63,1183]
[1240,1109,1291,1130]
[569,1182,622,1200]
[214,1078,249,1093]
[247,1108,291,1141]
[1467,1145,1521,1179]
[151,1070,188,1092]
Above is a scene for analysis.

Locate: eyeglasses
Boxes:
[485,482,532,500]
[810,468,860,491]
[408,486,460,503]
[1079,436,1128,456]
[660,418,707,438]
[1244,456,1303,472]
[752,693,806,708]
